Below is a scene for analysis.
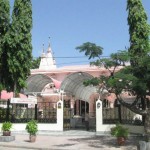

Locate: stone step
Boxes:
[0,135,15,142]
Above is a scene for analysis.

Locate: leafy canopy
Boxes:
[4,0,33,93]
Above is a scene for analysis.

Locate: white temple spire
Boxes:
[39,38,57,70]
[41,44,45,58]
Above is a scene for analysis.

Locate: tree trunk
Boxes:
[141,97,146,123]
[144,109,150,141]
[13,81,17,97]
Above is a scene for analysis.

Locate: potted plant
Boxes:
[1,121,13,136]
[25,120,38,142]
[110,123,129,146]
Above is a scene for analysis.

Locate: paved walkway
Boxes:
[0,130,141,150]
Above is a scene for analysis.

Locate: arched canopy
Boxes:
[60,72,97,102]
[24,74,61,95]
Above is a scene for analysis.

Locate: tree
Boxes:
[76,0,150,141]
[76,42,103,59]
[127,0,150,66]
[0,0,10,56]
[125,0,150,140]
[0,0,10,91]
[31,57,41,69]
[4,0,33,94]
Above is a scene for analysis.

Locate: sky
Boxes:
[10,0,150,67]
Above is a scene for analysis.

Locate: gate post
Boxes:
[96,99,102,132]
[57,100,63,131]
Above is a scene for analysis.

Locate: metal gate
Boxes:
[37,101,57,123]
[63,100,71,130]
[0,100,57,123]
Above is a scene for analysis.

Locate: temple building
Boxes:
[25,42,122,128]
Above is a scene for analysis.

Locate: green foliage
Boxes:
[79,0,150,95]
[102,66,147,96]
[31,57,41,69]
[0,108,6,119]
[1,121,12,131]
[0,0,10,51]
[3,0,33,92]
[76,1,150,119]
[90,50,129,69]
[127,0,150,66]
[0,0,10,90]
[111,50,129,66]
[111,124,129,138]
[81,50,130,94]
[83,77,101,86]
[125,0,150,100]
[25,120,38,135]
[76,42,103,59]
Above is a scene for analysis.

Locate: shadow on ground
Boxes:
[55,136,143,149]
[75,136,144,149]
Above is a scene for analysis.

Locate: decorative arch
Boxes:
[60,72,97,102]
[25,74,61,95]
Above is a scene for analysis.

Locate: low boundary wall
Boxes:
[0,100,63,132]
[0,100,145,134]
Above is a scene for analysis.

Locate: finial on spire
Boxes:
[47,37,51,53]
[49,37,51,47]
[42,43,44,53]
[41,43,45,58]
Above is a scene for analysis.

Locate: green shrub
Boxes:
[111,124,129,138]
[1,122,12,131]
[25,120,38,135]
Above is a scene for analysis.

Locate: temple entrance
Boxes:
[72,100,89,130]
[63,98,96,131]
[63,100,89,130]
[74,100,89,116]
[60,72,97,131]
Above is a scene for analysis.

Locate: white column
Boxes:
[96,99,102,132]
[57,100,63,131]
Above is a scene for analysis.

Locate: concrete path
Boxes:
[0,130,141,150]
